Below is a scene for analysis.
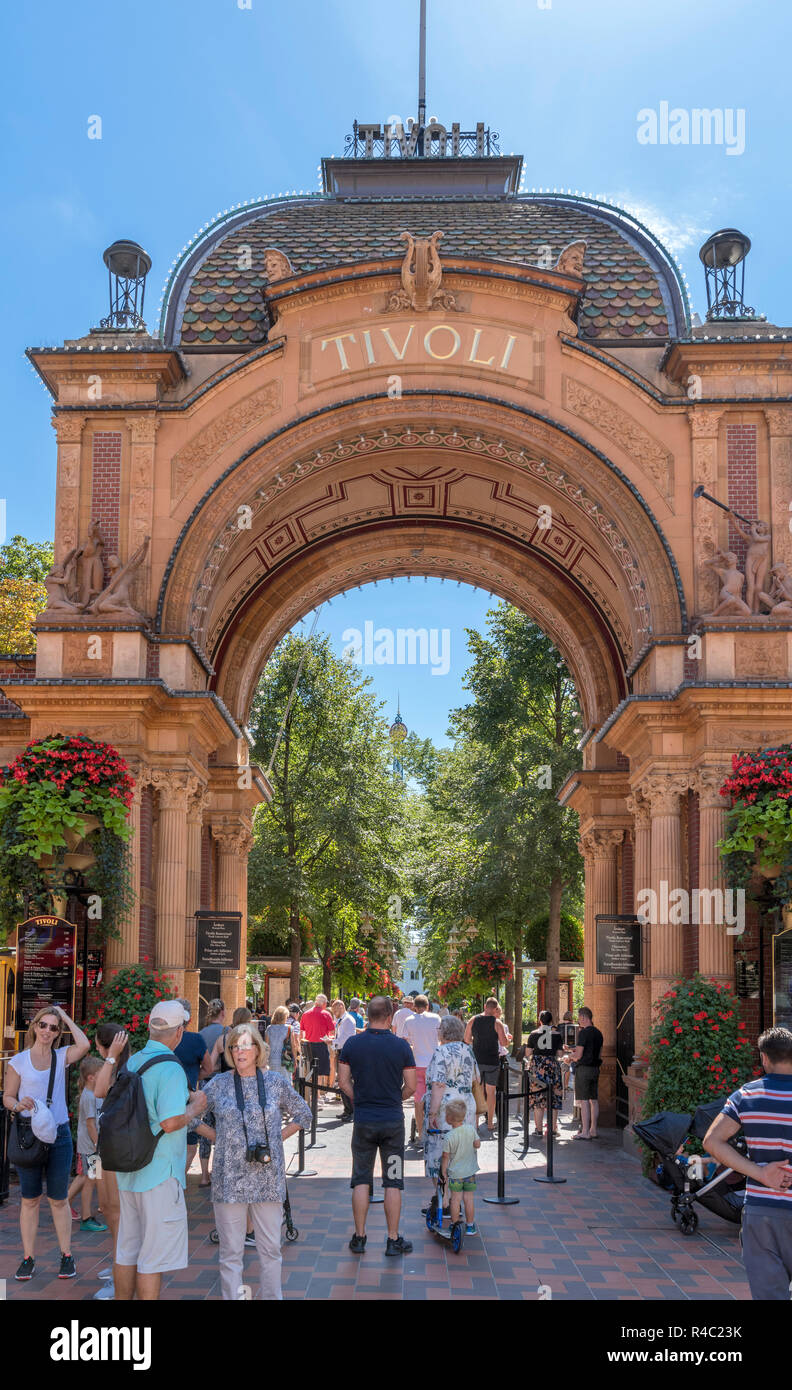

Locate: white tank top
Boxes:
[9,1047,69,1126]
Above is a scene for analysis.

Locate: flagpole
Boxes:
[418,0,427,137]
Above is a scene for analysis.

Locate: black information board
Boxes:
[14,915,76,1030]
[596,915,642,975]
[773,928,792,1031]
[195,911,242,971]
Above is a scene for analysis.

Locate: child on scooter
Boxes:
[440,1099,481,1235]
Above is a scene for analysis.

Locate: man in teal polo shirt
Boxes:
[115,1001,207,1301]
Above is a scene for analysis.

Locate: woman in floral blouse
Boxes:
[200,1023,311,1300]
[423,1015,481,1187]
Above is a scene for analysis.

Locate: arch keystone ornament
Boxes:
[9,102,792,1105]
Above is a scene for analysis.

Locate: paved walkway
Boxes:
[1,1092,750,1301]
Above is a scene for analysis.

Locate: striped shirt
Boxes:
[721,1073,792,1210]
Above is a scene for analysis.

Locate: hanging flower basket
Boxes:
[0,734,135,938]
[718,746,792,911]
[327,946,393,996]
[457,949,513,996]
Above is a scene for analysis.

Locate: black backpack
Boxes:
[98,1054,184,1173]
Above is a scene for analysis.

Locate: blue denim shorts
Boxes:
[16,1122,73,1201]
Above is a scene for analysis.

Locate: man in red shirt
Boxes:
[300,994,335,1102]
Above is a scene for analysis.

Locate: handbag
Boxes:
[472,1073,488,1116]
[8,1052,58,1169]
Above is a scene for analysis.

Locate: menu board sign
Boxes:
[195,912,241,971]
[773,928,792,1031]
[14,915,76,1031]
[595,915,643,976]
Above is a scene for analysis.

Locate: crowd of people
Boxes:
[3,989,791,1301]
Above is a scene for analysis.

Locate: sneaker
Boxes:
[58,1253,77,1279]
[70,1207,80,1220]
[465,1223,478,1236]
[385,1235,413,1256]
[244,1232,256,1248]
[80,1217,108,1233]
[15,1256,35,1281]
[97,1267,113,1281]
[93,1282,115,1300]
[348,1232,367,1254]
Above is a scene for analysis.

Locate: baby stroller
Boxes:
[632,1101,746,1236]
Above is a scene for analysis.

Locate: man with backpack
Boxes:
[108,1001,207,1300]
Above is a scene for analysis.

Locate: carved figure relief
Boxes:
[555,240,586,277]
[75,520,105,607]
[86,536,150,620]
[386,231,457,313]
[729,512,771,612]
[759,562,792,618]
[263,248,294,283]
[702,549,752,618]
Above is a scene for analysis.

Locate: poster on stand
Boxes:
[14,915,76,1031]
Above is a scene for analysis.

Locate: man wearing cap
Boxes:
[114,1001,208,1301]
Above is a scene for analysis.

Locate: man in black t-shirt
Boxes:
[566,1006,604,1140]
[338,995,416,1258]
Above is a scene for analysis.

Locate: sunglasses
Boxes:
[37,1022,60,1033]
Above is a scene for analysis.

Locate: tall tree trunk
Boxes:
[289,903,301,1000]
[322,958,332,996]
[546,872,562,1022]
[512,945,523,1053]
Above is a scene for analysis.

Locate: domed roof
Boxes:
[160,192,690,347]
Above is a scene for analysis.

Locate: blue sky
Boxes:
[3,0,787,737]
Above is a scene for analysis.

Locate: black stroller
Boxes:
[632,1101,746,1236]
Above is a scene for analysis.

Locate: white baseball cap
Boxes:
[149,1001,189,1029]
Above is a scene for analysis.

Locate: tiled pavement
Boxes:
[1,1093,750,1301]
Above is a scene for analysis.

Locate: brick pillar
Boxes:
[726,423,758,579]
[151,771,198,998]
[695,767,734,985]
[642,776,689,1002]
[105,768,145,975]
[579,827,623,1124]
[627,792,652,1058]
[91,431,122,579]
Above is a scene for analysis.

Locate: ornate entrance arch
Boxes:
[8,135,792,1121]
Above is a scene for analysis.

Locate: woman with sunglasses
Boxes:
[3,1004,90,1281]
[199,1022,312,1300]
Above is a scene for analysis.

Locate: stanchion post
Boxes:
[290,1069,317,1178]
[484,1062,519,1206]
[513,1055,531,1156]
[533,1075,567,1185]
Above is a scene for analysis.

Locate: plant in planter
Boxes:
[87,959,177,1051]
[642,974,757,1158]
[0,733,135,940]
[718,746,792,911]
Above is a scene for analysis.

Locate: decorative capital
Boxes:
[128,415,159,446]
[693,765,731,809]
[52,414,86,443]
[578,827,624,860]
[211,819,253,855]
[688,408,724,439]
[187,783,211,821]
[765,406,792,437]
[150,768,201,811]
[639,773,690,816]
[625,792,651,827]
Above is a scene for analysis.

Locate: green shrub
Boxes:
[524,911,584,962]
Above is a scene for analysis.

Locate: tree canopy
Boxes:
[0,535,53,654]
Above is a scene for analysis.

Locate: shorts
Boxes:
[186,1132,199,1146]
[478,1063,500,1087]
[116,1177,189,1275]
[350,1120,405,1191]
[414,1067,428,1103]
[16,1122,73,1201]
[307,1041,330,1077]
[448,1176,477,1193]
[574,1064,600,1101]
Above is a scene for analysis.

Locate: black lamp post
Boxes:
[100,240,152,331]
[699,229,755,320]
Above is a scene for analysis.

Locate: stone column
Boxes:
[211,822,253,1013]
[695,766,735,985]
[626,791,652,1058]
[579,827,623,1123]
[689,409,724,616]
[52,414,85,563]
[105,766,146,975]
[151,770,198,999]
[183,785,210,1022]
[127,415,158,614]
[641,775,689,1002]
